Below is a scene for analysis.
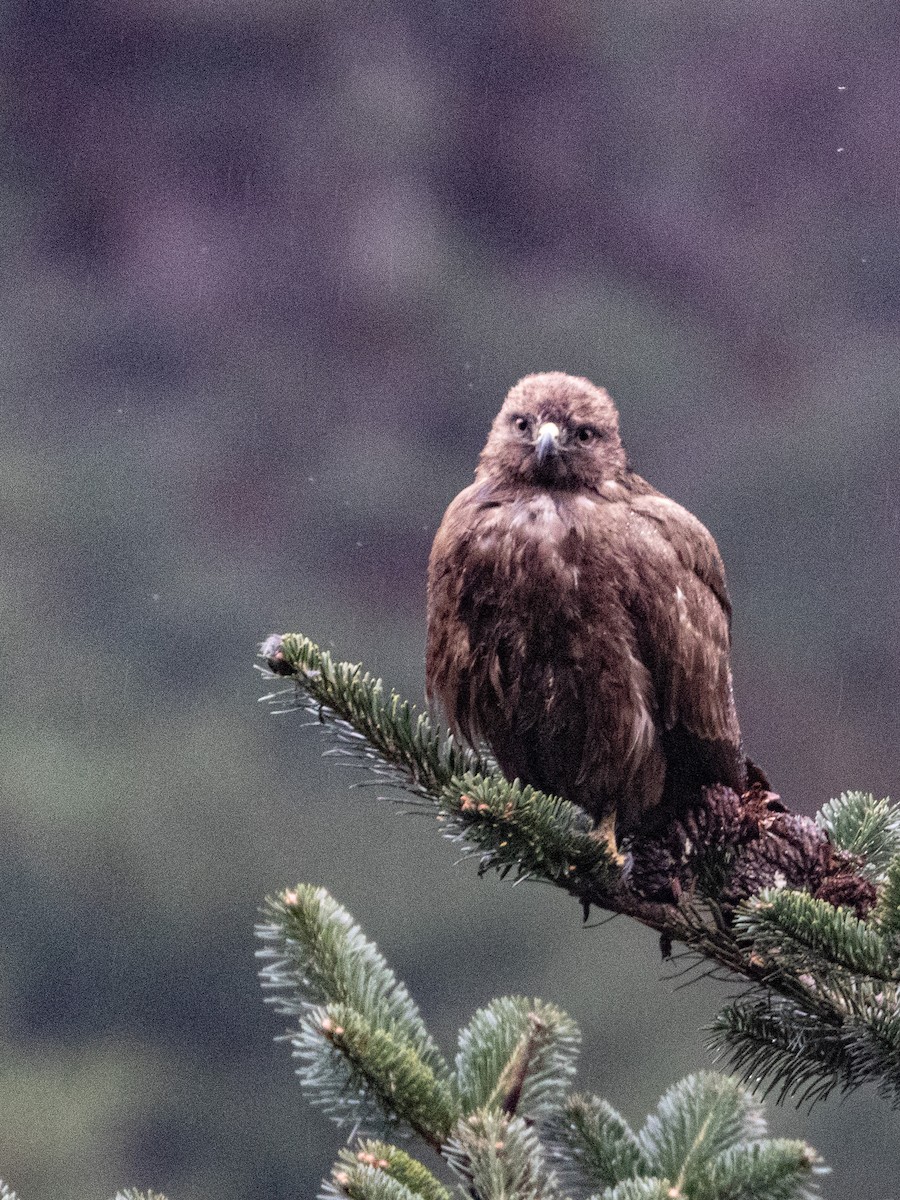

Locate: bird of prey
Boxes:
[426,372,744,862]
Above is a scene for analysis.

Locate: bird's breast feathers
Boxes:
[427,482,646,720]
[447,484,628,597]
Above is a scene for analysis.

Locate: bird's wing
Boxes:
[626,489,740,753]
[425,482,497,742]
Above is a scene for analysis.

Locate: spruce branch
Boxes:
[260,634,619,890]
[717,919,900,1102]
[816,792,900,877]
[719,892,900,1103]
[259,633,486,800]
[257,885,446,1072]
[709,996,859,1106]
[637,1073,765,1190]
[257,632,897,1108]
[455,996,580,1119]
[873,855,900,937]
[734,889,899,982]
[601,1182,676,1200]
[554,1093,650,1190]
[441,773,617,888]
[634,1074,823,1200]
[257,885,456,1147]
[326,1141,452,1200]
[325,1162,423,1200]
[113,1193,168,1200]
[690,1141,823,1200]
[295,1002,459,1147]
[260,886,824,1200]
[444,1111,559,1200]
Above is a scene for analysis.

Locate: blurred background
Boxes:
[1,1,898,1196]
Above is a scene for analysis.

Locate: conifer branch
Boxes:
[601,1181,675,1200]
[735,889,899,982]
[816,792,900,876]
[257,887,824,1200]
[455,997,579,1119]
[638,1072,765,1188]
[257,885,456,1148]
[326,1142,452,1200]
[874,856,900,936]
[708,993,889,1107]
[554,1093,650,1189]
[326,1162,423,1200]
[259,633,487,800]
[300,1003,459,1148]
[258,633,898,1108]
[691,1141,823,1200]
[444,1111,558,1200]
[258,885,447,1072]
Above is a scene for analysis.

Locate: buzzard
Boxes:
[425,372,744,862]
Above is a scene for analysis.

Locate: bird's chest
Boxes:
[461,493,623,639]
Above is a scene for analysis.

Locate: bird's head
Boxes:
[477,372,627,491]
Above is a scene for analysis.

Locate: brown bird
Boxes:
[425,372,744,862]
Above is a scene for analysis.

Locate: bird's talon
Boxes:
[590,814,626,870]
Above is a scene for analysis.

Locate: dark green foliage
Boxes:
[258,886,824,1200]
[556,1094,650,1188]
[455,997,580,1118]
[708,992,900,1107]
[735,889,899,981]
[874,856,900,938]
[325,1142,451,1200]
[441,773,617,885]
[718,888,900,1105]
[257,885,456,1144]
[260,632,900,1112]
[816,792,900,877]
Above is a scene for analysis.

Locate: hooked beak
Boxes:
[534,421,561,465]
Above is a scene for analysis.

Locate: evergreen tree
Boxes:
[259,632,900,1108]
[3,627,895,1198]
[256,884,825,1200]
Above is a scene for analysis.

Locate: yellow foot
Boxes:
[590,811,626,869]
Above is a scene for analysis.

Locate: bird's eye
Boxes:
[575,426,597,444]
[512,416,530,434]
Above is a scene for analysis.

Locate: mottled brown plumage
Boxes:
[426,371,744,858]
